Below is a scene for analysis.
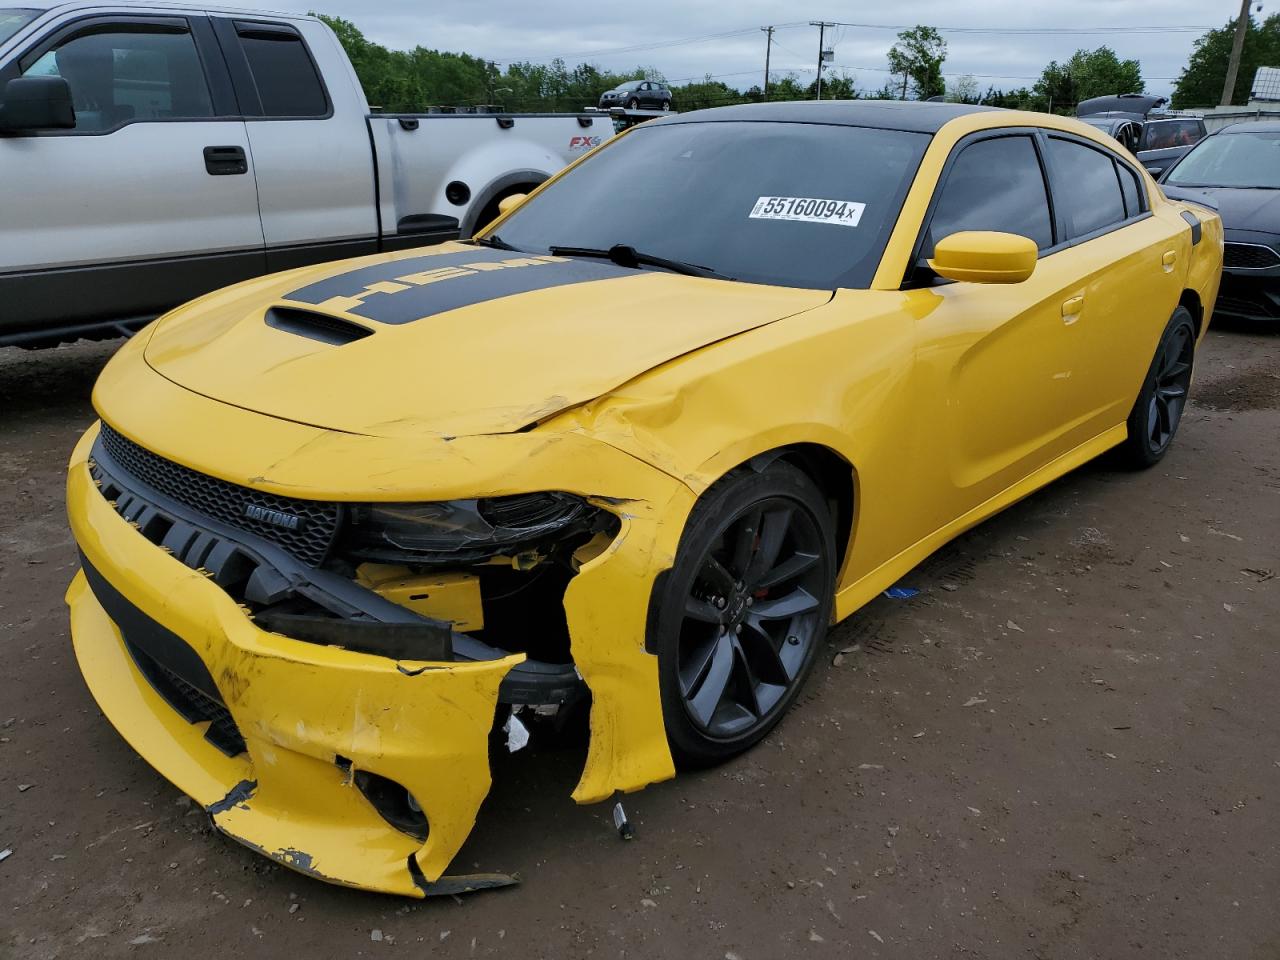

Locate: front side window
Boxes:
[237,26,327,117]
[22,26,212,132]
[491,120,930,289]
[926,135,1054,254]
[1046,137,1127,239]
[1166,130,1280,190]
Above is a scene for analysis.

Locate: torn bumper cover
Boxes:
[65,408,691,895]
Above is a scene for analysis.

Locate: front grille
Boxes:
[99,423,340,566]
[1224,242,1280,270]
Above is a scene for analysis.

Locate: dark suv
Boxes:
[599,79,673,111]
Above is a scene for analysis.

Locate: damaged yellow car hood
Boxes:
[144,243,830,439]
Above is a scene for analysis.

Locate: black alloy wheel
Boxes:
[654,463,835,766]
[1121,306,1197,467]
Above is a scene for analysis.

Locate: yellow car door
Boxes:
[1035,134,1189,435]
[905,131,1096,520]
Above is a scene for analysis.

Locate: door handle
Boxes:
[1061,296,1085,325]
[1162,250,1177,272]
[203,145,247,176]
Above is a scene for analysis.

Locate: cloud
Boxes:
[276,1,1227,97]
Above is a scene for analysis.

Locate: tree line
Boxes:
[317,12,1280,115]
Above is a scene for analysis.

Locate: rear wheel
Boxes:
[653,463,835,767]
[1119,306,1196,467]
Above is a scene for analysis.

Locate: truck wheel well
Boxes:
[467,179,546,238]
[1180,289,1204,337]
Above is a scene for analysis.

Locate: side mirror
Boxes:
[0,76,75,133]
[497,192,528,216]
[928,231,1037,284]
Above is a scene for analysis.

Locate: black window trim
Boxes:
[1040,131,1152,247]
[210,15,332,121]
[0,12,233,137]
[903,126,1062,289]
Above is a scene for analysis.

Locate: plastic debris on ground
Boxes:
[613,801,635,840]
[883,586,919,599]
[503,712,530,752]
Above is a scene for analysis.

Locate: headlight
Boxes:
[345,493,602,564]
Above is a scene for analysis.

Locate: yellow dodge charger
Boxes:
[66,102,1222,896]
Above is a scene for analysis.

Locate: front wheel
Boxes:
[653,463,836,767]
[661,100,672,111]
[626,98,640,109]
[1119,305,1196,467]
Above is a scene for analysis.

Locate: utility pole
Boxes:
[761,26,774,101]
[810,21,834,99]
[1220,0,1252,106]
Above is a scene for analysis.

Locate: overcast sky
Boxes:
[267,1,1241,100]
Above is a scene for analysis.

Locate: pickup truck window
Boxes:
[236,26,327,118]
[0,8,39,46]
[22,25,213,132]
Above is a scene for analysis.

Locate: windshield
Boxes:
[490,120,930,289]
[0,8,39,46]
[1166,130,1280,189]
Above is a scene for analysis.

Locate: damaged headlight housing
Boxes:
[345,492,606,564]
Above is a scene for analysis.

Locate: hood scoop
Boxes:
[265,307,373,346]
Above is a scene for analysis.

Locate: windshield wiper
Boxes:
[473,234,519,250]
[549,244,729,280]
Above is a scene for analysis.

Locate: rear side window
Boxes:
[927,135,1054,254]
[1116,162,1144,218]
[22,25,213,132]
[1046,137,1127,239]
[236,25,326,117]
[1143,120,1203,151]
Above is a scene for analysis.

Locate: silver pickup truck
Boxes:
[0,3,614,347]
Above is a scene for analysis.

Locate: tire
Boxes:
[1119,305,1196,468]
[661,100,672,111]
[626,98,640,109]
[653,462,836,767]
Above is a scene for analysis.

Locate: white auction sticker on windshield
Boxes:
[749,196,866,227]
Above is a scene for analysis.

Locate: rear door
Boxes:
[1039,133,1186,432]
[0,13,264,338]
[210,16,378,271]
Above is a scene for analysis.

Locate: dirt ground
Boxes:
[2,324,1278,960]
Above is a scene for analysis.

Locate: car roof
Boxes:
[659,99,1001,133]
[1220,120,1280,133]
[14,1,316,16]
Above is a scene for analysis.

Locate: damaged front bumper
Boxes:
[66,389,694,893]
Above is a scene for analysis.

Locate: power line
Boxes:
[824,21,1214,35]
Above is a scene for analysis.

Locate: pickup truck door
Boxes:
[209,16,378,272]
[0,13,264,341]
